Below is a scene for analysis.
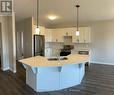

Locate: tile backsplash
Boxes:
[45,42,90,56]
[72,43,90,54]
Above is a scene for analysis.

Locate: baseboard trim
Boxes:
[12,70,16,73]
[1,67,10,71]
[10,68,16,73]
[90,61,114,65]
[1,67,16,73]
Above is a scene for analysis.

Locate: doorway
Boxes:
[16,31,24,60]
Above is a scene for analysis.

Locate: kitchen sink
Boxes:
[48,57,68,61]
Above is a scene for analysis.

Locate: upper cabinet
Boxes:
[61,28,74,36]
[72,28,84,43]
[39,26,46,35]
[51,29,64,42]
[84,27,91,43]
[45,29,52,42]
[45,27,91,43]
[72,27,91,43]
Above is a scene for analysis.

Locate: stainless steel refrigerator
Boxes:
[34,35,45,56]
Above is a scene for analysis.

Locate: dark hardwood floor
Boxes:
[0,63,114,95]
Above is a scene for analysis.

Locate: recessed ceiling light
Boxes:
[48,15,57,20]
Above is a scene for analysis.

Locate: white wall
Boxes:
[90,21,114,64]
[7,15,16,73]
[16,17,33,59]
[16,17,46,59]
[0,15,16,73]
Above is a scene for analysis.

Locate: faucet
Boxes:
[56,49,61,61]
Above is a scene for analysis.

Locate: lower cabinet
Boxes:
[26,63,85,92]
[79,63,85,81]
[38,67,60,91]
[60,65,80,89]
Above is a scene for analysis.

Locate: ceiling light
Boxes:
[75,5,80,36]
[48,15,57,20]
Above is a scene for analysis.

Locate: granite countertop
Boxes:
[19,54,89,67]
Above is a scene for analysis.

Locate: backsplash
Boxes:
[45,42,90,56]
[72,43,90,54]
[45,42,64,49]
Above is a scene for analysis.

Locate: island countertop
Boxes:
[19,54,89,67]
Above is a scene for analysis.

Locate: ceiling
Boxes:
[14,0,114,27]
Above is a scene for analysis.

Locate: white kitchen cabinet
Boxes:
[72,27,91,43]
[62,28,74,36]
[45,27,91,43]
[72,36,79,43]
[51,28,74,42]
[78,28,84,43]
[39,26,45,35]
[83,27,91,43]
[72,28,79,43]
[45,29,52,42]
[51,29,64,42]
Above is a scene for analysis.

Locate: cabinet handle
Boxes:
[56,39,58,42]
[66,32,68,36]
[77,39,79,43]
[84,40,86,43]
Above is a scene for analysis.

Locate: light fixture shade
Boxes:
[48,15,57,20]
[75,5,80,36]
[35,27,40,35]
[76,30,80,36]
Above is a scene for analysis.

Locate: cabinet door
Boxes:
[72,32,79,43]
[85,27,91,43]
[72,28,83,43]
[78,28,84,43]
[39,26,45,35]
[56,29,64,42]
[84,27,91,43]
[45,29,52,42]
[72,27,91,43]
[62,28,74,36]
[60,65,80,89]
[38,67,60,91]
[51,29,58,42]
[51,29,64,42]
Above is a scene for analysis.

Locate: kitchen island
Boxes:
[19,54,89,92]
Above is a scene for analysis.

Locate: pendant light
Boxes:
[35,0,40,35]
[75,5,80,36]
